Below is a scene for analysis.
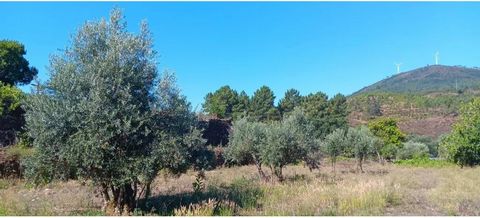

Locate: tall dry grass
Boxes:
[1,159,480,215]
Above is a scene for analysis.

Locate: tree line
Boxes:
[202,85,348,139]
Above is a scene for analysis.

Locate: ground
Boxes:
[1,160,479,216]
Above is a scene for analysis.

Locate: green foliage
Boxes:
[396,141,429,160]
[225,118,266,165]
[328,93,348,131]
[184,128,214,171]
[203,86,239,119]
[283,109,321,171]
[250,86,277,122]
[299,92,347,139]
[278,88,303,116]
[232,91,250,120]
[348,92,475,121]
[227,109,321,181]
[368,118,406,160]
[345,126,378,172]
[262,109,321,181]
[0,40,38,85]
[300,92,330,138]
[440,98,480,167]
[0,82,23,116]
[366,95,382,118]
[192,170,206,194]
[394,157,455,168]
[0,82,25,146]
[322,128,346,172]
[5,143,34,159]
[406,134,439,157]
[261,121,299,181]
[22,9,197,213]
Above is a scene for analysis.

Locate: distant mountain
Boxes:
[353,65,480,95]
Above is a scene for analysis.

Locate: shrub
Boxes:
[440,98,480,167]
[407,134,439,157]
[368,118,406,162]
[396,141,429,160]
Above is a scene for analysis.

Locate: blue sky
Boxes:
[2,2,480,109]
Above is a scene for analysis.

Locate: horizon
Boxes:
[2,2,480,108]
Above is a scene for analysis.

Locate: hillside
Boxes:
[354,65,480,95]
[348,65,480,138]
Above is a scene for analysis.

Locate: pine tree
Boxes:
[250,86,277,122]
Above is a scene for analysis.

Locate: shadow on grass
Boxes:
[138,177,263,215]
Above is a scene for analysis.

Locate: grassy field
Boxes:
[1,159,479,216]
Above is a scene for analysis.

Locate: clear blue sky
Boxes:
[2,2,480,109]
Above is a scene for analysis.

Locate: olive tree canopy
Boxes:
[23,9,199,215]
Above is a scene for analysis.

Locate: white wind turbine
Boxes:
[394,63,402,74]
[435,51,440,65]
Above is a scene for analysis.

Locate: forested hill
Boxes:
[353,65,480,95]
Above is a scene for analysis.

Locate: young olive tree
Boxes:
[261,123,299,182]
[225,118,269,181]
[345,126,378,173]
[283,108,321,171]
[23,9,199,215]
[323,128,346,173]
[261,109,320,181]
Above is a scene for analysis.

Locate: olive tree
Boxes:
[261,109,320,181]
[23,9,199,215]
[227,109,320,182]
[283,108,321,171]
[345,126,378,173]
[323,128,346,173]
[225,118,269,181]
[261,123,299,182]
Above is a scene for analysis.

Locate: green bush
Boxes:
[440,98,480,167]
[368,118,406,161]
[396,141,429,160]
[406,134,439,157]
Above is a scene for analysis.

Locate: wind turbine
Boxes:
[435,51,440,65]
[394,63,402,74]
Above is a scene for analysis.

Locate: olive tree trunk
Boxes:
[101,182,151,215]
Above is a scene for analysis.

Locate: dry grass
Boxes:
[0,180,102,215]
[1,159,480,215]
